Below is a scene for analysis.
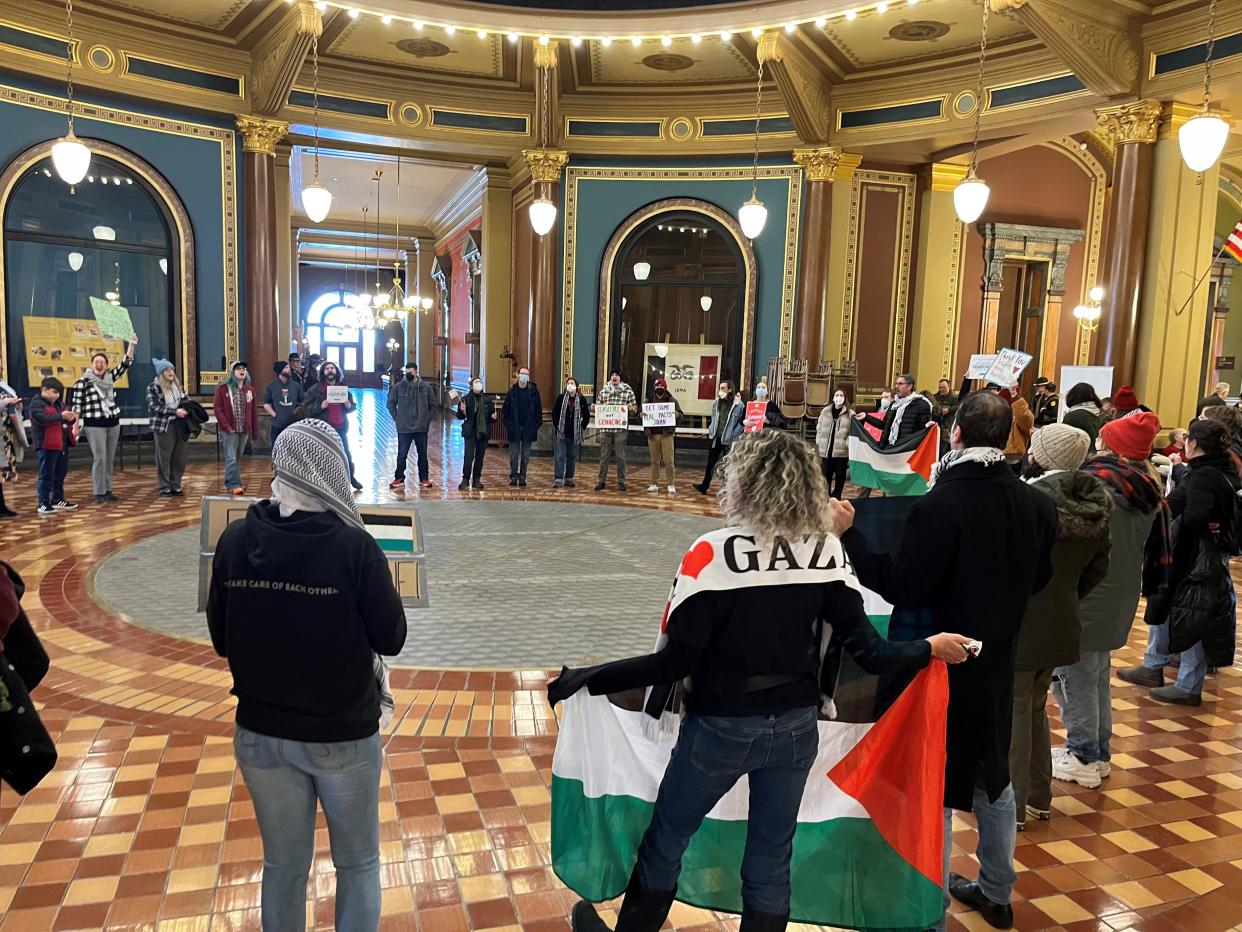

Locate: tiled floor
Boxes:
[0,398,1240,930]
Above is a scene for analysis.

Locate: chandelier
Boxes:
[347,204,378,330]
[374,155,423,318]
[51,0,90,187]
[953,0,990,224]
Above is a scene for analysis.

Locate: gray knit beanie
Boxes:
[1030,423,1091,472]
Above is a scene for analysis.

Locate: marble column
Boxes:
[909,163,968,384]
[236,116,288,384]
[523,148,568,401]
[1094,100,1159,386]
[792,147,860,364]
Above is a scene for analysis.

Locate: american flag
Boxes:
[1227,218,1242,262]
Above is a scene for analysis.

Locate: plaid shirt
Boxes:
[595,380,636,432]
[147,380,185,434]
[71,357,132,421]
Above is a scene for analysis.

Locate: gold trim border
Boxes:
[942,214,965,380]
[119,51,246,101]
[288,87,394,124]
[563,116,667,141]
[0,20,78,67]
[559,164,801,386]
[835,96,947,133]
[1045,137,1106,367]
[0,81,239,379]
[984,72,1092,114]
[86,44,116,75]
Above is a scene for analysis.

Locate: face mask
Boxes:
[718,390,729,400]
[472,382,483,394]
[405,372,415,381]
[566,382,576,393]
[518,373,529,385]
[880,397,891,410]
[755,386,768,399]
[834,395,845,406]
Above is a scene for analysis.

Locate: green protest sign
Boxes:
[89,296,136,342]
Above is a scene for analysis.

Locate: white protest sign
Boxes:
[967,354,996,380]
[594,403,628,429]
[983,348,1033,387]
[642,402,676,428]
[1057,366,1113,422]
[326,385,349,404]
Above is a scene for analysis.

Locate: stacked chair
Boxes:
[767,356,859,441]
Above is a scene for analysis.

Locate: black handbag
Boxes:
[1167,536,1232,655]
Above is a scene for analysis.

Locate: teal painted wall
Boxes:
[561,160,800,387]
[0,77,238,384]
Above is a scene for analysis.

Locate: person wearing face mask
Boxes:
[750,382,786,429]
[645,377,684,494]
[304,363,363,492]
[148,358,190,496]
[551,377,590,488]
[263,360,304,450]
[593,370,638,492]
[213,361,259,496]
[503,366,543,487]
[694,381,745,496]
[456,378,496,491]
[386,361,437,490]
[815,387,852,499]
[70,335,137,503]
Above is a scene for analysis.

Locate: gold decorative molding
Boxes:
[1045,138,1106,366]
[1162,102,1232,139]
[533,40,559,71]
[990,0,1140,98]
[793,147,860,183]
[249,0,321,116]
[757,32,833,144]
[1095,99,1160,146]
[235,115,289,154]
[522,148,568,184]
[922,162,970,192]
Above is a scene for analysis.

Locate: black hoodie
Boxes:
[207,503,406,742]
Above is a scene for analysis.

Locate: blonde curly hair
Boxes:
[719,429,831,542]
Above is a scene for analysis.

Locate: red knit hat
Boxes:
[1100,411,1160,460]
[1113,385,1140,413]
[654,378,667,389]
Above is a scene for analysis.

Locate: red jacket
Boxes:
[213,381,259,436]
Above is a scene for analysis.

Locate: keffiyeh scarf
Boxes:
[927,446,1007,488]
[886,392,927,445]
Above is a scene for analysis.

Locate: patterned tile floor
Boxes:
[0,395,1239,930]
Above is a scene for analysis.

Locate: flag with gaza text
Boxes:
[550,522,948,930]
[848,419,939,497]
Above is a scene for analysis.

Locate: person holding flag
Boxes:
[548,429,975,932]
[859,373,933,447]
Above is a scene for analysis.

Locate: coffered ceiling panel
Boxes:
[328,20,506,78]
[588,37,755,85]
[95,0,252,30]
[819,0,1032,69]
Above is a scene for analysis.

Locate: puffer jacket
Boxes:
[1014,470,1112,671]
[816,404,852,459]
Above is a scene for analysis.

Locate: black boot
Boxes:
[571,874,677,932]
[740,904,789,932]
[0,484,14,518]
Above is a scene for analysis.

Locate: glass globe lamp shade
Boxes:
[738,196,768,239]
[51,133,91,185]
[421,297,433,310]
[528,196,557,236]
[1178,113,1230,173]
[404,295,417,308]
[67,251,83,272]
[632,262,651,281]
[953,173,990,224]
[301,182,333,223]
[700,295,713,311]
[358,293,372,307]
[1088,285,1105,303]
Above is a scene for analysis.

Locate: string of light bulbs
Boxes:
[302,0,921,45]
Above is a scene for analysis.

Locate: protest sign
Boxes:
[89,297,136,342]
[967,354,995,380]
[983,348,1033,387]
[594,403,628,429]
[326,385,349,404]
[641,402,675,428]
[744,400,767,432]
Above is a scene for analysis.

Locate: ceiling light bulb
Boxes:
[908,0,919,4]
[877,1,889,12]
[477,29,487,38]
[126,178,133,184]
[444,24,456,35]
[100,176,108,184]
[87,175,94,182]
[631,36,641,46]
[751,27,763,38]
[67,251,83,271]
[1089,285,1105,302]
[92,225,116,241]
[785,22,796,33]
[413,20,423,30]
[539,35,549,45]
[301,182,333,223]
[1178,112,1230,173]
[719,31,732,40]
[507,32,519,43]
[51,132,91,186]
[661,36,672,47]
[738,196,768,239]
[815,16,827,27]
[529,196,557,236]
[602,36,613,46]
[952,172,990,224]
[700,296,713,312]
[422,297,432,310]
[691,34,701,44]
[348,8,358,18]
[314,1,325,9]
[571,36,582,47]
[105,291,119,301]
[381,14,391,24]
[845,9,857,20]
[633,261,651,281]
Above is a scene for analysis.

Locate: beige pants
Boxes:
[649,434,675,486]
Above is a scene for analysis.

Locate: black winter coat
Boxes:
[502,383,543,442]
[841,461,1057,811]
[456,392,495,439]
[0,562,56,794]
[864,394,933,447]
[1147,453,1239,666]
[551,393,590,439]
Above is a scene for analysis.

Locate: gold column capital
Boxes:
[756,31,783,65]
[235,115,289,155]
[793,146,861,183]
[1095,100,1161,146]
[522,148,569,184]
[533,40,559,70]
[920,162,970,192]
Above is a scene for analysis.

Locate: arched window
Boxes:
[304,290,376,378]
[3,155,177,415]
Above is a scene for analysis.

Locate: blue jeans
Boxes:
[1052,650,1113,764]
[1142,622,1207,695]
[509,439,532,480]
[554,436,579,481]
[936,780,1016,931]
[36,449,67,506]
[221,431,248,490]
[235,726,382,932]
[634,706,818,915]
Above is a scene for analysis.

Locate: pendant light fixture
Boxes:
[528,57,557,236]
[301,33,333,223]
[953,0,991,224]
[700,295,713,312]
[51,0,90,187]
[1178,0,1230,173]
[738,56,768,240]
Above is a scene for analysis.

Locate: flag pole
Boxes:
[1173,240,1231,317]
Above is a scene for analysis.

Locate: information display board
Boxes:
[21,316,129,388]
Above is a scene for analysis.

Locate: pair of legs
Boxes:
[509,439,533,482]
[1009,669,1053,819]
[1052,650,1112,765]
[820,456,847,499]
[598,432,627,486]
[154,429,187,493]
[334,425,361,489]
[696,440,726,493]
[461,433,487,487]
[36,449,68,507]
[220,431,249,491]
[82,424,119,497]
[234,726,382,932]
[648,434,675,487]
[395,431,429,483]
[1140,622,1207,696]
[554,436,579,484]
[936,777,1017,931]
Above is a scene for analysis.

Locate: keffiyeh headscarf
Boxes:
[270,419,363,531]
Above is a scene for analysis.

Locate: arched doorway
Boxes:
[598,199,757,412]
[1,139,195,410]
[304,289,377,382]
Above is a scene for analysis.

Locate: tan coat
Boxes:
[1005,397,1035,460]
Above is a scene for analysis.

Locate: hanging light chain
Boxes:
[311,33,322,182]
[1202,0,1218,110]
[751,60,764,198]
[968,0,989,173]
[64,0,76,133]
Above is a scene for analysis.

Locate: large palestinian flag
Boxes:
[848,419,939,496]
[550,523,948,929]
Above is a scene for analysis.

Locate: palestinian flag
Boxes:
[550,524,948,929]
[848,419,939,496]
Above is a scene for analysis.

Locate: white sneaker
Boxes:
[1097,760,1111,779]
[1052,750,1102,788]
[667,485,676,494]
[647,484,659,492]
[37,504,55,517]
